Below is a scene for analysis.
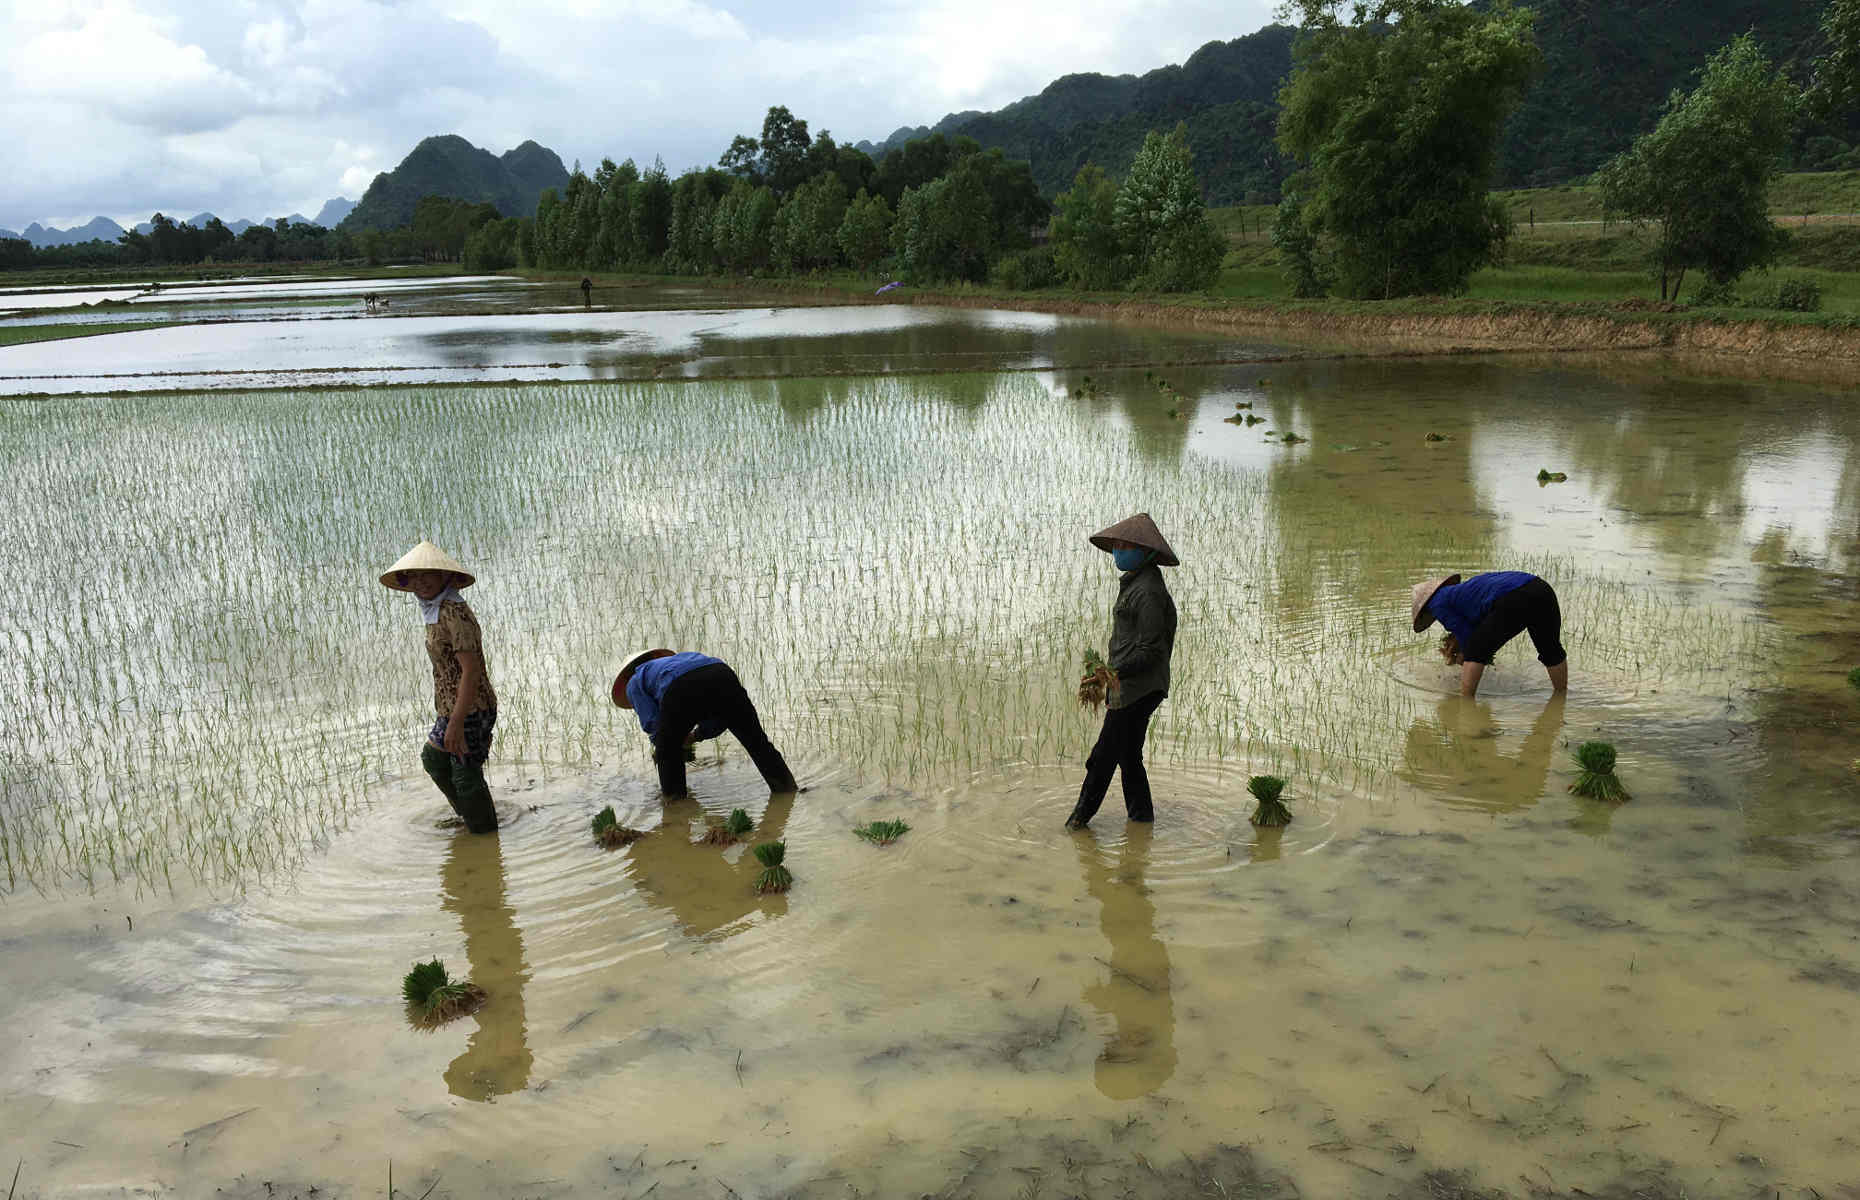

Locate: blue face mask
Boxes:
[1111,547,1151,571]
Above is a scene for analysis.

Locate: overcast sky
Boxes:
[0,0,1284,230]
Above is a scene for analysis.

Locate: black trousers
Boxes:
[1463,577,1567,667]
[1072,690,1166,824]
[654,663,797,796]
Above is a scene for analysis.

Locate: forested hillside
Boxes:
[341,136,569,232]
[859,0,1857,200]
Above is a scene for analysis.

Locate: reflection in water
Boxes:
[626,794,794,939]
[439,834,532,1101]
[1076,827,1176,1099]
[1399,694,1566,814]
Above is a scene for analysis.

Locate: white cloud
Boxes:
[0,0,1281,230]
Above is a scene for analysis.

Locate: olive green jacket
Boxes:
[1107,564,1176,708]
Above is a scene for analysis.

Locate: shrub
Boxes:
[992,246,1060,290]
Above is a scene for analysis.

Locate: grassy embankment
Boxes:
[0,322,177,348]
[1210,169,1860,315]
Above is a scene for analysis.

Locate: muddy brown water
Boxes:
[2,284,1859,1198]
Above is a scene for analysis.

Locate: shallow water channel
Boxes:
[2,286,1859,1199]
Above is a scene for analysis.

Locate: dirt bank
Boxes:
[900,290,1860,362]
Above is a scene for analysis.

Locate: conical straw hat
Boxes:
[379,540,475,591]
[611,647,676,707]
[1087,512,1179,567]
[1410,574,1461,632]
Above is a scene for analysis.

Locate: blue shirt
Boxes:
[626,652,726,739]
[1425,572,1536,645]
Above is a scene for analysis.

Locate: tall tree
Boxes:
[1113,124,1225,291]
[1049,164,1125,289]
[1809,0,1860,120]
[1275,0,1539,298]
[1597,34,1800,301]
[838,188,895,272]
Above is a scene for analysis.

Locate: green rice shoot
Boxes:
[1078,649,1117,712]
[591,805,646,848]
[1569,741,1630,803]
[704,807,755,845]
[1248,774,1293,827]
[753,840,793,893]
[853,819,911,845]
[401,958,486,1028]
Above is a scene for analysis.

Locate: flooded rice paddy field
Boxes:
[3,288,1860,1198]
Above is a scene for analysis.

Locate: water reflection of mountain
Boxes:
[439,833,533,1101]
[625,794,794,940]
[1075,827,1176,1099]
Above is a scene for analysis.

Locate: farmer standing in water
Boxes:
[1410,572,1568,699]
[382,540,500,833]
[612,649,798,797]
[1066,513,1179,831]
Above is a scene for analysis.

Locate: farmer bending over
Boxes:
[1410,572,1568,699]
[1066,513,1179,830]
[612,649,798,797]
[382,540,500,833]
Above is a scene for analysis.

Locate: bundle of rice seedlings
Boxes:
[1536,468,1568,483]
[591,805,646,848]
[1248,775,1293,827]
[703,807,755,845]
[854,819,911,845]
[1244,414,1265,426]
[1847,666,1860,690]
[752,841,793,893]
[402,958,486,1028]
[1078,649,1118,712]
[1280,432,1307,445]
[652,743,697,764]
[1568,741,1630,803]
[1424,432,1450,443]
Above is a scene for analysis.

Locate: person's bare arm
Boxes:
[444,651,484,754]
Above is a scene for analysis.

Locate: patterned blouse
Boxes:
[426,599,498,716]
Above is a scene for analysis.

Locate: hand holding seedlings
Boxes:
[1248,775,1294,826]
[1568,741,1630,802]
[853,819,910,845]
[752,841,793,893]
[591,805,647,848]
[402,958,486,1028]
[703,807,755,845]
[1078,649,1118,711]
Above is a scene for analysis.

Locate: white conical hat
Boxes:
[611,647,676,707]
[380,540,475,591]
[1410,574,1461,632]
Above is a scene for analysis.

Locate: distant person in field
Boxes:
[580,277,593,308]
[382,540,499,833]
[1410,572,1568,699]
[611,649,798,798]
[1066,513,1179,831]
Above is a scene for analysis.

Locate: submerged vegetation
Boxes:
[853,819,910,845]
[1569,741,1631,803]
[752,841,793,893]
[401,958,486,1028]
[1247,775,1294,827]
[1537,469,1569,484]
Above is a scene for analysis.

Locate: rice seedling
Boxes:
[752,841,793,893]
[591,805,646,848]
[1247,775,1294,826]
[402,958,486,1028]
[853,819,911,845]
[1279,432,1306,445]
[1078,649,1117,712]
[1568,741,1630,803]
[703,807,755,845]
[1847,667,1860,690]
[1424,432,1451,443]
[1537,469,1569,484]
[1244,414,1265,425]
